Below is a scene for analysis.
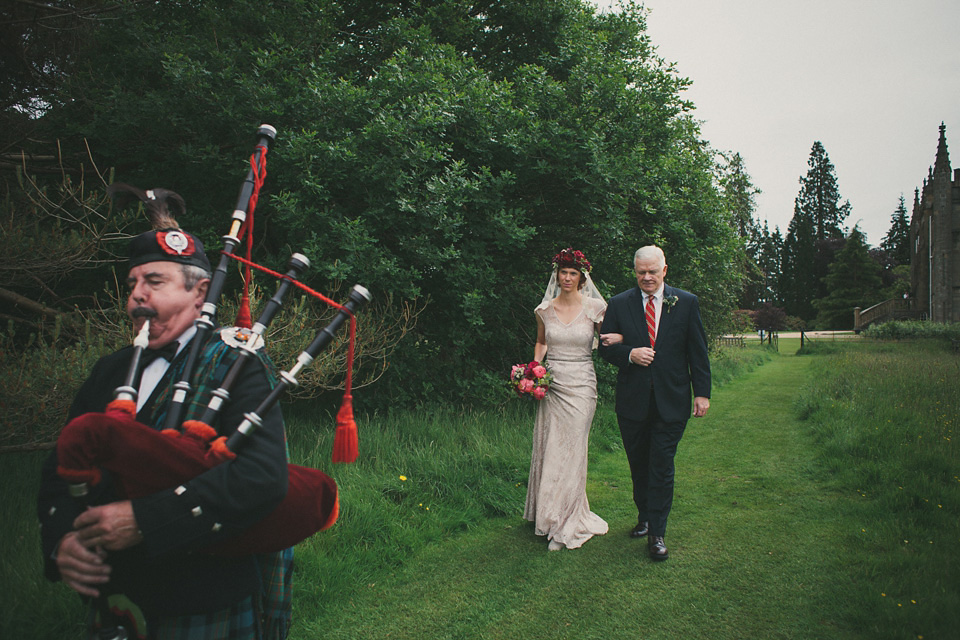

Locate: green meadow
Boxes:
[3,338,956,639]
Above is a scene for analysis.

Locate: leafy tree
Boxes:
[880,194,911,266]
[752,301,787,343]
[6,0,746,407]
[881,264,911,300]
[812,226,883,329]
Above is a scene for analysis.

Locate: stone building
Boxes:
[910,123,960,323]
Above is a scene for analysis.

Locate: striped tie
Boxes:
[645,295,656,349]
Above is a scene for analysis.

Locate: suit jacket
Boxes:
[599,284,711,423]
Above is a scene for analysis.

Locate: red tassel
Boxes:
[180,420,218,443]
[105,398,137,418]
[332,394,358,463]
[207,436,237,462]
[234,293,252,329]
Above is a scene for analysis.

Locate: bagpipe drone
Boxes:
[55,124,370,557]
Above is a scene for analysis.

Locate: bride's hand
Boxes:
[600,332,623,346]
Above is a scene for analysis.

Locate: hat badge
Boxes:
[163,230,190,255]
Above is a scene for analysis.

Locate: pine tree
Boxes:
[796,141,851,241]
[813,226,883,329]
[780,205,817,320]
[880,194,911,265]
[743,221,782,308]
[719,152,760,239]
[781,141,851,321]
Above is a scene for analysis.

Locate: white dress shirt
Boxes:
[137,325,196,412]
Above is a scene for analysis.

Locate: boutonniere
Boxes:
[664,295,678,313]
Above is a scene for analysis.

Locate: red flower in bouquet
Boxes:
[510,360,553,399]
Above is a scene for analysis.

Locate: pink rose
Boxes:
[518,378,535,393]
[532,386,546,400]
[532,365,547,379]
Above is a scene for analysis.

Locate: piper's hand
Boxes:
[600,332,623,347]
[74,500,143,552]
[629,347,655,367]
[56,532,110,597]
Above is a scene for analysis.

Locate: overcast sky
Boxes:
[590,0,960,246]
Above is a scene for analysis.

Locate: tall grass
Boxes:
[0,451,87,638]
[794,339,960,639]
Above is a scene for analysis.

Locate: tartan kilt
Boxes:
[89,547,293,640]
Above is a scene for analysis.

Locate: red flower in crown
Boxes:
[552,247,592,273]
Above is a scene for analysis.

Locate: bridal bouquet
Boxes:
[509,360,552,400]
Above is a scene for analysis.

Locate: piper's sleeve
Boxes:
[132,356,288,558]
[37,352,125,581]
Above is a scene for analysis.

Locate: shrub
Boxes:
[864,320,960,341]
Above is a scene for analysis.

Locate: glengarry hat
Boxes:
[108,183,212,272]
[127,227,211,271]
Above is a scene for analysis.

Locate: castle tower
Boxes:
[911,123,960,323]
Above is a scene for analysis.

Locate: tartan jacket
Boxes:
[38,330,289,618]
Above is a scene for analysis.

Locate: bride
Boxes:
[524,247,613,550]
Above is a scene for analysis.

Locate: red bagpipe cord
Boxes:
[225,252,359,463]
[226,144,358,463]
[233,145,269,330]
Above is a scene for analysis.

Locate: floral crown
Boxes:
[552,247,592,273]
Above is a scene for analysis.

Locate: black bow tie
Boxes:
[141,341,179,366]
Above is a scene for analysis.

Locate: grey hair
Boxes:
[181,264,212,291]
[633,245,666,268]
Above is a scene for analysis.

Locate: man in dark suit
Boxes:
[599,245,711,561]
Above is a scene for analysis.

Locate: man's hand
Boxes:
[693,396,710,418]
[629,346,655,367]
[74,500,143,552]
[55,532,110,597]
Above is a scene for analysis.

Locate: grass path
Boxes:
[296,351,864,639]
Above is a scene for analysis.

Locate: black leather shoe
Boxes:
[648,535,668,561]
[629,521,649,538]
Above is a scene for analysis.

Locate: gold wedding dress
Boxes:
[524,296,608,550]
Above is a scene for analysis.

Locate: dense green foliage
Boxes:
[5,0,745,409]
[863,319,960,341]
[813,226,883,329]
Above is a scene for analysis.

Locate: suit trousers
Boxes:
[617,391,687,537]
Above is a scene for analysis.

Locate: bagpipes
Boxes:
[55,124,370,556]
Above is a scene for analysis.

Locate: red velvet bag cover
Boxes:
[56,399,338,555]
